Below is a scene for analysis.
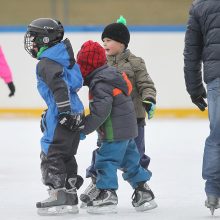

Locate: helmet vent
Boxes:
[43,37,49,43]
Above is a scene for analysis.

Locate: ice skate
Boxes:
[132,182,157,212]
[36,178,79,215]
[205,195,220,215]
[80,178,100,208]
[87,189,118,214]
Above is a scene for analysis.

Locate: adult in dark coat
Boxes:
[184,0,220,215]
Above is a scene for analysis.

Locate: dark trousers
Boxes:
[41,124,81,189]
[86,124,151,178]
[134,125,151,169]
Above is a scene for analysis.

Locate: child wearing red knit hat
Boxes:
[77,40,156,214]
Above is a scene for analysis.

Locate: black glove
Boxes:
[7,82,15,97]
[58,111,84,131]
[191,92,207,111]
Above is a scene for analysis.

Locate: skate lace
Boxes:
[131,190,138,202]
[84,182,98,196]
[66,187,77,194]
[42,188,63,203]
[47,188,61,196]
[88,187,99,198]
[96,190,107,200]
[132,183,154,202]
[96,190,110,200]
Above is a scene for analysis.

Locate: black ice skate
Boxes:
[205,195,220,215]
[36,178,79,215]
[80,178,100,208]
[132,182,157,212]
[87,189,118,214]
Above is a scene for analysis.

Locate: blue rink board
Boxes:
[0,25,186,33]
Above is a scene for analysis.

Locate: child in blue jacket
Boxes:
[24,18,84,215]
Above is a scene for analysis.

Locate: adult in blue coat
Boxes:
[184,0,220,215]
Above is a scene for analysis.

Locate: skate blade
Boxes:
[80,202,87,209]
[135,200,158,212]
[205,201,220,215]
[37,205,79,216]
[210,207,215,216]
[87,205,117,214]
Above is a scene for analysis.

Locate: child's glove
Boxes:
[58,111,84,131]
[80,132,86,140]
[143,99,156,119]
[7,81,15,97]
[190,91,207,111]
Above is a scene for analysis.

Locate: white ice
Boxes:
[0,118,217,220]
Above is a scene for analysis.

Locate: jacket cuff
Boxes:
[56,100,71,113]
[144,97,156,104]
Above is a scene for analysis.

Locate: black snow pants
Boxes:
[40,123,82,189]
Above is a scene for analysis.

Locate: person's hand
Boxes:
[143,100,156,119]
[7,82,15,97]
[58,111,84,131]
[190,92,207,111]
[80,132,86,140]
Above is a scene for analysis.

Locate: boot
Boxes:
[87,189,118,214]
[132,182,157,212]
[205,195,220,215]
[36,178,79,215]
[80,177,100,208]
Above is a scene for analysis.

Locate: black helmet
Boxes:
[24,18,64,58]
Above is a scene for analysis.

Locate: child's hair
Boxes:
[101,16,130,48]
[77,40,106,78]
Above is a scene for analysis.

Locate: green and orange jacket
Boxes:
[81,64,138,142]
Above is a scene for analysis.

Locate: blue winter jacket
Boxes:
[36,39,84,154]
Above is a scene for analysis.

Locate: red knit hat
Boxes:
[77,40,106,78]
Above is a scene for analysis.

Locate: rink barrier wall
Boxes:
[0,25,208,118]
[0,108,208,119]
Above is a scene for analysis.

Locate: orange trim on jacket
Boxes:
[112,72,133,97]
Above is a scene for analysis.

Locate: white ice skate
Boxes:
[132,182,157,212]
[36,186,79,216]
[87,189,118,214]
[37,204,78,216]
[87,204,117,214]
[80,180,100,208]
[80,202,87,209]
[205,195,220,215]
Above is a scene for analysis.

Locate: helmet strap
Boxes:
[37,46,48,59]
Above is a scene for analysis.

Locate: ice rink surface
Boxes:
[1,118,218,220]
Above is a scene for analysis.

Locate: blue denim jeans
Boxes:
[203,78,220,197]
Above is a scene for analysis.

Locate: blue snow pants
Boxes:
[95,139,151,189]
[86,124,151,178]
